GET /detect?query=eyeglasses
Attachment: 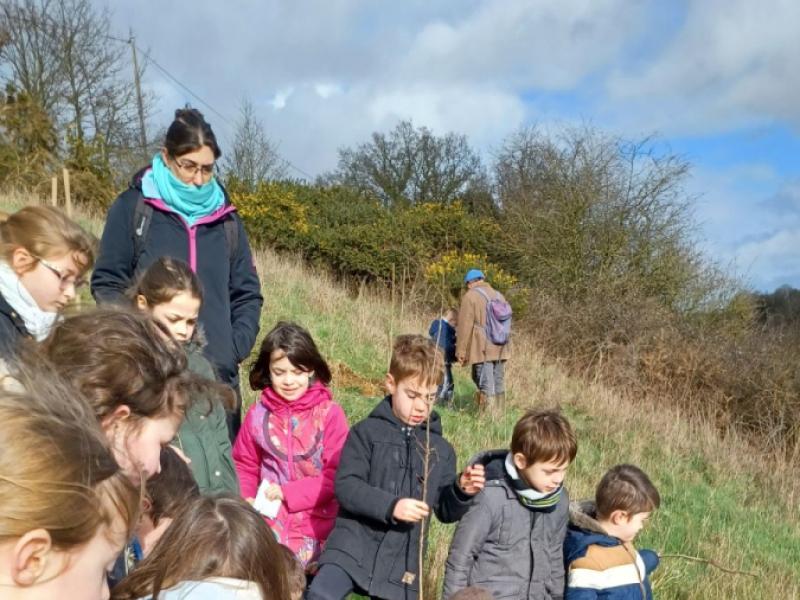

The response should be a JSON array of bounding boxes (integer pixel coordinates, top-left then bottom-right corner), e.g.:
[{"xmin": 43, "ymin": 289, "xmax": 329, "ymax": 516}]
[
  {"xmin": 172, "ymin": 157, "xmax": 216, "ymax": 179},
  {"xmin": 34, "ymin": 256, "xmax": 86, "ymax": 290}
]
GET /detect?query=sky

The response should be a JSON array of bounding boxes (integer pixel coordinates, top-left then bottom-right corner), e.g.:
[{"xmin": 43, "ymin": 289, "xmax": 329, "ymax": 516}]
[{"xmin": 102, "ymin": 0, "xmax": 800, "ymax": 291}]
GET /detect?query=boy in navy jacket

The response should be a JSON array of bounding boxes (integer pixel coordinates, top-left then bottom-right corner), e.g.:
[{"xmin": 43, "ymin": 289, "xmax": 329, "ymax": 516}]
[
  {"xmin": 308, "ymin": 334, "xmax": 485, "ymax": 600},
  {"xmin": 564, "ymin": 465, "xmax": 661, "ymax": 600},
  {"xmin": 429, "ymin": 308, "xmax": 457, "ymax": 405}
]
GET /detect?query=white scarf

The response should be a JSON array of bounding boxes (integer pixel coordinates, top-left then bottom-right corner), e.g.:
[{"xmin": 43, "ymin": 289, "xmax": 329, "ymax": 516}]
[{"xmin": 0, "ymin": 262, "xmax": 58, "ymax": 341}]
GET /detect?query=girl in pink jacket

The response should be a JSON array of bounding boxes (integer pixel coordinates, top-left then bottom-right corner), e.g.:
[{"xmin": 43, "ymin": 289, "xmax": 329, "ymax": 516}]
[{"xmin": 232, "ymin": 321, "xmax": 349, "ymax": 570}]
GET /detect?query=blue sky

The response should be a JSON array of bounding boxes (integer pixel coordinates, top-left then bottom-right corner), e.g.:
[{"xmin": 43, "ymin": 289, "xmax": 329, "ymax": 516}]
[{"xmin": 102, "ymin": 0, "xmax": 800, "ymax": 291}]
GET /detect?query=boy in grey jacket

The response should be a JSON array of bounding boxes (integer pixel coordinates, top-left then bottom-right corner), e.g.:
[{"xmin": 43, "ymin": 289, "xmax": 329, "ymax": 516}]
[{"xmin": 443, "ymin": 410, "xmax": 578, "ymax": 600}]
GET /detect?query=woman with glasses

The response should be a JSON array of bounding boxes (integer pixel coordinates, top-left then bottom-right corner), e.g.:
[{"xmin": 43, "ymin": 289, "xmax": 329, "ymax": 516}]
[
  {"xmin": 91, "ymin": 108, "xmax": 263, "ymax": 441},
  {"xmin": 0, "ymin": 205, "xmax": 95, "ymax": 357}
]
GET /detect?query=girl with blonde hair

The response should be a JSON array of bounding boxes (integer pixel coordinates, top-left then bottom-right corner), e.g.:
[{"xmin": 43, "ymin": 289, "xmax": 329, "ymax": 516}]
[{"xmin": 0, "ymin": 205, "xmax": 95, "ymax": 356}]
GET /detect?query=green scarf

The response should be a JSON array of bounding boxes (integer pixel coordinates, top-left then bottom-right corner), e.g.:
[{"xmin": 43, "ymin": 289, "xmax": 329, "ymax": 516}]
[{"xmin": 504, "ymin": 452, "xmax": 563, "ymax": 511}]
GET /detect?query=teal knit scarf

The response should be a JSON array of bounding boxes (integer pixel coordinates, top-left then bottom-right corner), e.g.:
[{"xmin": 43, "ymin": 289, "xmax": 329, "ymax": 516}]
[
  {"xmin": 504, "ymin": 452, "xmax": 563, "ymax": 511},
  {"xmin": 145, "ymin": 153, "xmax": 224, "ymax": 226}
]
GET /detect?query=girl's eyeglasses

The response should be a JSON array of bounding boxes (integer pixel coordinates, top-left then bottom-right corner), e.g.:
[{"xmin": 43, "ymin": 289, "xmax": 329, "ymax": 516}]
[{"xmin": 34, "ymin": 255, "xmax": 86, "ymax": 290}]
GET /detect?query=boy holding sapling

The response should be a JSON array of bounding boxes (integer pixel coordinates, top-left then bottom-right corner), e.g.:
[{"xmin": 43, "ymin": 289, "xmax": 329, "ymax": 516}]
[
  {"xmin": 307, "ymin": 334, "xmax": 486, "ymax": 600},
  {"xmin": 443, "ymin": 409, "xmax": 578, "ymax": 599},
  {"xmin": 563, "ymin": 465, "xmax": 660, "ymax": 600}
]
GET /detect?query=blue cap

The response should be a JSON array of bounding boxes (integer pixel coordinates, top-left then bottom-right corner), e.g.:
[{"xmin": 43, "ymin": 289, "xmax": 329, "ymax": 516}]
[{"xmin": 464, "ymin": 269, "xmax": 485, "ymax": 284}]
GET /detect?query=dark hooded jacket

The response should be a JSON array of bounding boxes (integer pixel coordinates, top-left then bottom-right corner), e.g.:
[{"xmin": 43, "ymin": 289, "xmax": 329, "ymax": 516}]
[
  {"xmin": 0, "ymin": 292, "xmax": 31, "ymax": 359},
  {"xmin": 443, "ymin": 449, "xmax": 569, "ymax": 600},
  {"xmin": 563, "ymin": 501, "xmax": 659, "ymax": 600},
  {"xmin": 319, "ymin": 396, "xmax": 473, "ymax": 600},
  {"xmin": 90, "ymin": 169, "xmax": 262, "ymax": 387}
]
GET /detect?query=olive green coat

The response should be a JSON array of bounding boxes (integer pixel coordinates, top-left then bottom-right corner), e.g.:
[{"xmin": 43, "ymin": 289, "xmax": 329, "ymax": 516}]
[{"xmin": 174, "ymin": 341, "xmax": 239, "ymax": 495}]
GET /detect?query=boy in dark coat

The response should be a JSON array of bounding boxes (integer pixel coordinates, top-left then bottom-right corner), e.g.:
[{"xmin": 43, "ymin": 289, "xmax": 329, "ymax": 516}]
[
  {"xmin": 429, "ymin": 308, "xmax": 457, "ymax": 406},
  {"xmin": 564, "ymin": 465, "xmax": 660, "ymax": 600},
  {"xmin": 443, "ymin": 410, "xmax": 578, "ymax": 600},
  {"xmin": 308, "ymin": 334, "xmax": 486, "ymax": 600}
]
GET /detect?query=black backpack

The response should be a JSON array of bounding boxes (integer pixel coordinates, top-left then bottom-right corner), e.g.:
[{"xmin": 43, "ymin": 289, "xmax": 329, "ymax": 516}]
[{"xmin": 131, "ymin": 196, "xmax": 239, "ymax": 267}]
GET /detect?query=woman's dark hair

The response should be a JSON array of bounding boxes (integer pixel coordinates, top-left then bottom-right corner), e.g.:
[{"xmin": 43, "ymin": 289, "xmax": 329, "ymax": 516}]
[
  {"xmin": 249, "ymin": 321, "xmax": 331, "ymax": 391},
  {"xmin": 164, "ymin": 108, "xmax": 221, "ymax": 159},
  {"xmin": 145, "ymin": 446, "xmax": 200, "ymax": 526},
  {"xmin": 128, "ymin": 256, "xmax": 204, "ymax": 307},
  {"xmin": 111, "ymin": 495, "xmax": 289, "ymax": 600}
]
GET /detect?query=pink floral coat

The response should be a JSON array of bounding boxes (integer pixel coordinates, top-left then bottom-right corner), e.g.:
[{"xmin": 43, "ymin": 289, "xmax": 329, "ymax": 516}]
[{"xmin": 232, "ymin": 381, "xmax": 349, "ymax": 567}]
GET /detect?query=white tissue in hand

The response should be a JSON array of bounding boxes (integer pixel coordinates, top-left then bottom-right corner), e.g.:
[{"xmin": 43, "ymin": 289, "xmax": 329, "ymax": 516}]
[{"xmin": 253, "ymin": 479, "xmax": 281, "ymax": 519}]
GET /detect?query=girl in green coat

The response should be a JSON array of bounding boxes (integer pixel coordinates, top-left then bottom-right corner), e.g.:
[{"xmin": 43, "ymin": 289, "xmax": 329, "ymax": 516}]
[{"xmin": 130, "ymin": 256, "xmax": 239, "ymax": 494}]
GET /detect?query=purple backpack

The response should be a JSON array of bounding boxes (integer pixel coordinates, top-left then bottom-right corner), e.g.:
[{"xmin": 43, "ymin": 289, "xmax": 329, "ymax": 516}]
[{"xmin": 474, "ymin": 287, "xmax": 513, "ymax": 345}]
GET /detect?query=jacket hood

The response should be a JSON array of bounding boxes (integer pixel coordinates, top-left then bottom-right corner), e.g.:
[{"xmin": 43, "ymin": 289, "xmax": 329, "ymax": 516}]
[
  {"xmin": 564, "ymin": 499, "xmax": 622, "ymax": 564},
  {"xmin": 368, "ymin": 395, "xmax": 443, "ymax": 435},
  {"xmin": 140, "ymin": 577, "xmax": 262, "ymax": 600},
  {"xmin": 260, "ymin": 379, "xmax": 332, "ymax": 416},
  {"xmin": 468, "ymin": 448, "xmax": 508, "ymax": 480}
]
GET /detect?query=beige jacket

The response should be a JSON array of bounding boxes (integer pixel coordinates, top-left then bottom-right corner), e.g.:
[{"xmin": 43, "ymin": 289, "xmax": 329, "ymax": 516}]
[{"xmin": 455, "ymin": 282, "xmax": 510, "ymax": 366}]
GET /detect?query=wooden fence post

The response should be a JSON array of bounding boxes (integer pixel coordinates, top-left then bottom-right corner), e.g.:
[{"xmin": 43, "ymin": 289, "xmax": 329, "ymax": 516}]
[
  {"xmin": 62, "ymin": 168, "xmax": 72, "ymax": 217},
  {"xmin": 51, "ymin": 176, "xmax": 58, "ymax": 206}
]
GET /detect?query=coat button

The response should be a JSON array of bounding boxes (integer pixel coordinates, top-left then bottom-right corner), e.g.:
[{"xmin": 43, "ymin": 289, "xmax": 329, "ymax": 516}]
[{"xmin": 214, "ymin": 471, "xmax": 221, "ymax": 477}]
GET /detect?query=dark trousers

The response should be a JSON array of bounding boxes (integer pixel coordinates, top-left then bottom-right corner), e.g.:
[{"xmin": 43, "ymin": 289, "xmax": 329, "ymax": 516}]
[
  {"xmin": 306, "ymin": 564, "xmax": 365, "ymax": 600},
  {"xmin": 436, "ymin": 362, "xmax": 454, "ymax": 405},
  {"xmin": 225, "ymin": 383, "xmax": 242, "ymax": 443}
]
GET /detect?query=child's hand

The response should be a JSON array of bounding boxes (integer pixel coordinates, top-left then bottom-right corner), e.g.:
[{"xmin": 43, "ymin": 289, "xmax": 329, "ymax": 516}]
[
  {"xmin": 264, "ymin": 483, "xmax": 283, "ymax": 501},
  {"xmin": 459, "ymin": 464, "xmax": 486, "ymax": 495},
  {"xmin": 393, "ymin": 498, "xmax": 430, "ymax": 522}
]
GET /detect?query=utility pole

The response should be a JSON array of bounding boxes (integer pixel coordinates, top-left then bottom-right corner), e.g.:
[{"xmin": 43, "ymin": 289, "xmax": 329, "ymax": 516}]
[{"xmin": 129, "ymin": 29, "xmax": 148, "ymax": 162}]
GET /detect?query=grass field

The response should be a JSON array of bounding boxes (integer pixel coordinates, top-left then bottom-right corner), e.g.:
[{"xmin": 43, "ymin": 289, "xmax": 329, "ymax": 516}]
[{"xmin": 4, "ymin": 192, "xmax": 799, "ymax": 598}]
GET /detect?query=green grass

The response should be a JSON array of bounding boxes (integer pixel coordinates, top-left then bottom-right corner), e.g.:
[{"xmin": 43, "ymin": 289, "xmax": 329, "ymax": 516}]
[{"xmin": 5, "ymin": 194, "xmax": 800, "ymax": 598}]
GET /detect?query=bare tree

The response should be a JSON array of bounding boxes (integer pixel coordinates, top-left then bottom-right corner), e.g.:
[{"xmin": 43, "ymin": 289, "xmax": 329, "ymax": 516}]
[
  {"xmin": 333, "ymin": 120, "xmax": 487, "ymax": 208},
  {"xmin": 0, "ymin": 0, "xmax": 153, "ymax": 180},
  {"xmin": 223, "ymin": 97, "xmax": 287, "ymax": 191}
]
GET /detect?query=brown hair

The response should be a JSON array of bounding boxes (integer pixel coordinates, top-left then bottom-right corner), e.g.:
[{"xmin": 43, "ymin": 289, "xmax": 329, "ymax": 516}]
[
  {"xmin": 250, "ymin": 321, "xmax": 332, "ymax": 391},
  {"xmin": 278, "ymin": 544, "xmax": 306, "ymax": 598},
  {"xmin": 389, "ymin": 334, "xmax": 444, "ymax": 387},
  {"xmin": 595, "ymin": 464, "xmax": 660, "ymax": 520},
  {"xmin": 128, "ymin": 256, "xmax": 204, "ymax": 307},
  {"xmin": 145, "ymin": 446, "xmax": 200, "ymax": 526},
  {"xmin": 112, "ymin": 495, "xmax": 289, "ymax": 600},
  {"xmin": 164, "ymin": 108, "xmax": 221, "ymax": 159},
  {"xmin": 0, "ymin": 205, "xmax": 96, "ymax": 274},
  {"xmin": 449, "ymin": 587, "xmax": 494, "ymax": 600},
  {"xmin": 39, "ymin": 307, "xmax": 192, "ymax": 422},
  {"xmin": 511, "ymin": 409, "xmax": 578, "ymax": 466},
  {"xmin": 0, "ymin": 357, "xmax": 140, "ymax": 551}
]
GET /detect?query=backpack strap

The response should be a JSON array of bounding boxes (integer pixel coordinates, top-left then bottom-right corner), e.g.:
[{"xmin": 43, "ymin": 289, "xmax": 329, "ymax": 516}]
[
  {"xmin": 223, "ymin": 216, "xmax": 240, "ymax": 264},
  {"xmin": 132, "ymin": 196, "xmax": 153, "ymax": 268}
]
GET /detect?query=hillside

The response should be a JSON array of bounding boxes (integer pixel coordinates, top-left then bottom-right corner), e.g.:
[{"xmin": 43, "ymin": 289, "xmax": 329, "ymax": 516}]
[{"xmin": 4, "ymin": 193, "xmax": 800, "ymax": 598}]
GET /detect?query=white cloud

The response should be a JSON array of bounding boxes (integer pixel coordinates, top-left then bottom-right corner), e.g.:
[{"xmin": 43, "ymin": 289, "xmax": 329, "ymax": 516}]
[
  {"xmin": 606, "ymin": 0, "xmax": 800, "ymax": 134},
  {"xmin": 269, "ymin": 87, "xmax": 294, "ymax": 110}
]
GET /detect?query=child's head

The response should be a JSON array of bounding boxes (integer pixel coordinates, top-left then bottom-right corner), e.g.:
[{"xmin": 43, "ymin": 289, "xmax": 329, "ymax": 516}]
[
  {"xmin": 511, "ymin": 409, "xmax": 578, "ymax": 494},
  {"xmin": 444, "ymin": 307, "xmax": 458, "ymax": 326},
  {"xmin": 111, "ymin": 495, "xmax": 288, "ymax": 600},
  {"xmin": 278, "ymin": 544, "xmax": 306, "ymax": 600},
  {"xmin": 386, "ymin": 334, "xmax": 444, "ymax": 426},
  {"xmin": 249, "ymin": 321, "xmax": 331, "ymax": 401},
  {"xmin": 595, "ymin": 464, "xmax": 660, "ymax": 543},
  {"xmin": 40, "ymin": 308, "xmax": 192, "ymax": 484},
  {"xmin": 139, "ymin": 446, "xmax": 200, "ymax": 557},
  {"xmin": 0, "ymin": 206, "xmax": 95, "ymax": 312},
  {"xmin": 0, "ymin": 367, "xmax": 139, "ymax": 600},
  {"xmin": 130, "ymin": 257, "xmax": 203, "ymax": 343}
]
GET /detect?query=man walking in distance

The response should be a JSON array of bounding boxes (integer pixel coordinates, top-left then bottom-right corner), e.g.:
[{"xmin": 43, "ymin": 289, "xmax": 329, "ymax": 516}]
[{"xmin": 456, "ymin": 269, "xmax": 510, "ymax": 414}]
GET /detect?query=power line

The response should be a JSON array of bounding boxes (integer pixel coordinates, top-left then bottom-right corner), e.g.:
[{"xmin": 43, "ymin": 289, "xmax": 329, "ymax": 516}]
[{"xmin": 105, "ymin": 34, "xmax": 314, "ymax": 180}]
